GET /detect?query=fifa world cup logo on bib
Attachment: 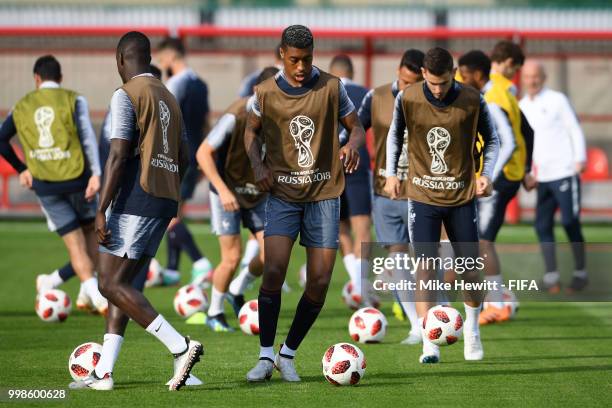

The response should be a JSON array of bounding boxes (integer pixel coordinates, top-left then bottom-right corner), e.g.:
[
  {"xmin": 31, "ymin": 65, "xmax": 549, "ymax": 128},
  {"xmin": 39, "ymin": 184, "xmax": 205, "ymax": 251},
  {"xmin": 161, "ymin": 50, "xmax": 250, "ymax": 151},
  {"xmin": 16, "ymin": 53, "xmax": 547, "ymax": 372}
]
[
  {"xmin": 159, "ymin": 100, "xmax": 170, "ymax": 154},
  {"xmin": 34, "ymin": 106, "xmax": 55, "ymax": 148},
  {"xmin": 426, "ymin": 127, "xmax": 451, "ymax": 174},
  {"xmin": 289, "ymin": 115, "xmax": 315, "ymax": 169}
]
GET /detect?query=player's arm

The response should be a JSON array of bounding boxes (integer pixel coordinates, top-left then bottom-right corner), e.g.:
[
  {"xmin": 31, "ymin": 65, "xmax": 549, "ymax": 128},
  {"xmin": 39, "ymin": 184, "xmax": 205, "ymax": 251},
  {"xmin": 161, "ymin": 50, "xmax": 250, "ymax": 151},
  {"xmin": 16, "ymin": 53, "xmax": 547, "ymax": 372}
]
[
  {"xmin": 0, "ymin": 113, "xmax": 31, "ymax": 188},
  {"xmin": 337, "ymin": 81, "xmax": 363, "ymax": 173},
  {"xmin": 383, "ymin": 91, "xmax": 406, "ymax": 199},
  {"xmin": 244, "ymin": 94, "xmax": 272, "ymax": 191},
  {"xmin": 196, "ymin": 113, "xmax": 239, "ymax": 212},
  {"xmin": 75, "ymin": 96, "xmax": 102, "ymax": 201},
  {"xmin": 339, "ymin": 89, "xmax": 373, "ymax": 145},
  {"xmin": 560, "ymin": 94, "xmax": 587, "ymax": 173},
  {"xmin": 487, "ymin": 103, "xmax": 515, "ymax": 181},
  {"xmin": 178, "ymin": 124, "xmax": 190, "ymax": 181},
  {"xmin": 476, "ymin": 96, "xmax": 500, "ymax": 197}
]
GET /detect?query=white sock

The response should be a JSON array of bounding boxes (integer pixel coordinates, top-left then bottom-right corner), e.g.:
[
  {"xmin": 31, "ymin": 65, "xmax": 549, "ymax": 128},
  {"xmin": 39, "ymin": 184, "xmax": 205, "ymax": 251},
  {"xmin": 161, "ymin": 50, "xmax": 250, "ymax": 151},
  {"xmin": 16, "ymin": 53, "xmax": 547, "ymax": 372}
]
[
  {"xmin": 146, "ymin": 314, "xmax": 187, "ymax": 354},
  {"xmin": 463, "ymin": 303, "xmax": 481, "ymax": 336},
  {"xmin": 401, "ymin": 302, "xmax": 420, "ymax": 334},
  {"xmin": 259, "ymin": 346, "xmax": 274, "ymax": 361},
  {"xmin": 419, "ymin": 317, "xmax": 440, "ymax": 356},
  {"xmin": 543, "ymin": 271, "xmax": 560, "ymax": 286},
  {"xmin": 208, "ymin": 287, "xmax": 226, "ymax": 317},
  {"xmin": 485, "ymin": 274, "xmax": 504, "ymax": 308},
  {"xmin": 351, "ymin": 257, "xmax": 364, "ymax": 295},
  {"xmin": 49, "ymin": 270, "xmax": 64, "ymax": 287},
  {"xmin": 279, "ymin": 343, "xmax": 296, "ymax": 358},
  {"xmin": 343, "ymin": 254, "xmax": 356, "ymax": 282},
  {"xmin": 241, "ymin": 239, "xmax": 260, "ymax": 267},
  {"xmin": 229, "ymin": 266, "xmax": 257, "ymax": 296},
  {"xmin": 82, "ymin": 277, "xmax": 105, "ymax": 306},
  {"xmin": 573, "ymin": 270, "xmax": 587, "ymax": 279},
  {"xmin": 94, "ymin": 333, "xmax": 124, "ymax": 377},
  {"xmin": 193, "ymin": 257, "xmax": 211, "ymax": 270}
]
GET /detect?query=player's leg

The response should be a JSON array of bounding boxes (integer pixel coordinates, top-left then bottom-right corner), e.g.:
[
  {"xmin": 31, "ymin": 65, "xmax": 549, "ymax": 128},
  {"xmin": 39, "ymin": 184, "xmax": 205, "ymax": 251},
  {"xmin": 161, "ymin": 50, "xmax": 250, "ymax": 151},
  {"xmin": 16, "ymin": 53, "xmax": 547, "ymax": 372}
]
[
  {"xmin": 552, "ymin": 175, "xmax": 587, "ymax": 292},
  {"xmin": 207, "ymin": 234, "xmax": 241, "ymax": 331},
  {"xmin": 408, "ymin": 200, "xmax": 443, "ymax": 363},
  {"xmin": 247, "ymin": 196, "xmax": 300, "ymax": 382},
  {"xmin": 275, "ymin": 197, "xmax": 340, "ymax": 382},
  {"xmin": 239, "ymin": 232, "xmax": 260, "ymax": 269},
  {"xmin": 36, "ymin": 262, "xmax": 75, "ymax": 292},
  {"xmin": 338, "ymin": 191, "xmax": 357, "ymax": 285},
  {"xmin": 443, "ymin": 200, "xmax": 484, "ymax": 361},
  {"xmin": 534, "ymin": 181, "xmax": 561, "ymax": 292},
  {"xmin": 165, "ymin": 219, "xmax": 182, "ymax": 285}
]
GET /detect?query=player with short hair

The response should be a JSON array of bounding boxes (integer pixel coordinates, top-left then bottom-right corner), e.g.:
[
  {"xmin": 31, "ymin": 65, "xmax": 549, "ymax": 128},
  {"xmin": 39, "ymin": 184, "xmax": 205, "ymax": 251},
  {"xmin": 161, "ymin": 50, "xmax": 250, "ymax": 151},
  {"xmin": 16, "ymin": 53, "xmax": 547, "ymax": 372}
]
[
  {"xmin": 351, "ymin": 49, "xmax": 425, "ymax": 343},
  {"xmin": 458, "ymin": 49, "xmax": 533, "ymax": 324},
  {"xmin": 520, "ymin": 60, "xmax": 587, "ymax": 294},
  {"xmin": 239, "ymin": 43, "xmax": 283, "ymax": 98},
  {"xmin": 70, "ymin": 32, "xmax": 203, "ymax": 391},
  {"xmin": 0, "ymin": 55, "xmax": 107, "ymax": 314},
  {"xmin": 195, "ymin": 66, "xmax": 279, "ymax": 332},
  {"xmin": 156, "ymin": 37, "xmax": 213, "ymax": 285},
  {"xmin": 385, "ymin": 47, "xmax": 500, "ymax": 363},
  {"xmin": 244, "ymin": 25, "xmax": 364, "ymax": 382},
  {"xmin": 329, "ymin": 54, "xmax": 373, "ymax": 304}
]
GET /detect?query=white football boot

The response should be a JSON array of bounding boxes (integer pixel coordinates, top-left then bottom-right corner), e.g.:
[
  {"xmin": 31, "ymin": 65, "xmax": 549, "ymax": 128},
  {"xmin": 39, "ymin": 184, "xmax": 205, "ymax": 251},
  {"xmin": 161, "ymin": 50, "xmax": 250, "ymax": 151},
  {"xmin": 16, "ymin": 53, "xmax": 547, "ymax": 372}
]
[
  {"xmin": 36, "ymin": 274, "xmax": 58, "ymax": 293},
  {"xmin": 168, "ymin": 338, "xmax": 204, "ymax": 391},
  {"xmin": 464, "ymin": 333, "xmax": 484, "ymax": 361},
  {"xmin": 274, "ymin": 354, "xmax": 301, "ymax": 382},
  {"xmin": 69, "ymin": 372, "xmax": 113, "ymax": 391},
  {"xmin": 246, "ymin": 359, "xmax": 274, "ymax": 382},
  {"xmin": 400, "ymin": 329, "xmax": 423, "ymax": 345}
]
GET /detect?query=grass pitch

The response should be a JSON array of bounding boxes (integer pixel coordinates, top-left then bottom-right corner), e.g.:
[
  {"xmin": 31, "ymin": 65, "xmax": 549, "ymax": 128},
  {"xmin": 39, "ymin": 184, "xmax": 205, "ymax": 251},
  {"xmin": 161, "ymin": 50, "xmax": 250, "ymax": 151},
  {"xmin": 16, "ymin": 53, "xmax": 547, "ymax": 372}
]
[{"xmin": 1, "ymin": 221, "xmax": 611, "ymax": 407}]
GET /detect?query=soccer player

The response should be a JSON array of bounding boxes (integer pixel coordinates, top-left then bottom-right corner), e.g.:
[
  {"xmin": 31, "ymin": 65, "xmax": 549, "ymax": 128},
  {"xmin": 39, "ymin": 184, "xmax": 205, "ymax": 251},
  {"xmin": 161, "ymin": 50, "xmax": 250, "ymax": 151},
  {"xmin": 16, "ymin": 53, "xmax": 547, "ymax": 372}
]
[
  {"xmin": 353, "ymin": 49, "xmax": 425, "ymax": 343},
  {"xmin": 385, "ymin": 47, "xmax": 500, "ymax": 363},
  {"xmin": 458, "ymin": 50, "xmax": 532, "ymax": 324},
  {"xmin": 238, "ymin": 43, "xmax": 283, "ymax": 98},
  {"xmin": 195, "ymin": 66, "xmax": 279, "ymax": 331},
  {"xmin": 329, "ymin": 54, "xmax": 372, "ymax": 303},
  {"xmin": 70, "ymin": 32, "xmax": 203, "ymax": 391},
  {"xmin": 520, "ymin": 60, "xmax": 587, "ymax": 294},
  {"xmin": 156, "ymin": 37, "xmax": 213, "ymax": 285},
  {"xmin": 0, "ymin": 55, "xmax": 107, "ymax": 314},
  {"xmin": 244, "ymin": 25, "xmax": 364, "ymax": 382}
]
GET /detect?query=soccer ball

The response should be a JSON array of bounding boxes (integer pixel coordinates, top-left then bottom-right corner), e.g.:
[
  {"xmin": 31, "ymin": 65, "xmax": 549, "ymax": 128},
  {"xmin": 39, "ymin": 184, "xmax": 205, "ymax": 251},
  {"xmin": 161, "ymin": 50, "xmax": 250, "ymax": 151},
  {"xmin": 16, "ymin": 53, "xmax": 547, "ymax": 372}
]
[
  {"xmin": 423, "ymin": 305, "xmax": 463, "ymax": 346},
  {"xmin": 483, "ymin": 287, "xmax": 520, "ymax": 317},
  {"xmin": 322, "ymin": 343, "xmax": 366, "ymax": 386},
  {"xmin": 35, "ymin": 289, "xmax": 71, "ymax": 322},
  {"xmin": 348, "ymin": 307, "xmax": 387, "ymax": 343},
  {"xmin": 238, "ymin": 299, "xmax": 259, "ymax": 335},
  {"xmin": 173, "ymin": 284, "xmax": 208, "ymax": 318},
  {"xmin": 145, "ymin": 258, "xmax": 163, "ymax": 288},
  {"xmin": 341, "ymin": 281, "xmax": 362, "ymax": 310},
  {"xmin": 68, "ymin": 342, "xmax": 102, "ymax": 381}
]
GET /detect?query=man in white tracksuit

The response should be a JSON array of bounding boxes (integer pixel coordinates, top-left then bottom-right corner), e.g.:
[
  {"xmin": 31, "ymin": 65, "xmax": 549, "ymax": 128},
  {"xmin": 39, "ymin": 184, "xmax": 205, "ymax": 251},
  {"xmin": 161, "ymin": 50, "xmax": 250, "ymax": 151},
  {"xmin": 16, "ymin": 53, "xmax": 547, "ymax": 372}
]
[{"xmin": 520, "ymin": 60, "xmax": 587, "ymax": 294}]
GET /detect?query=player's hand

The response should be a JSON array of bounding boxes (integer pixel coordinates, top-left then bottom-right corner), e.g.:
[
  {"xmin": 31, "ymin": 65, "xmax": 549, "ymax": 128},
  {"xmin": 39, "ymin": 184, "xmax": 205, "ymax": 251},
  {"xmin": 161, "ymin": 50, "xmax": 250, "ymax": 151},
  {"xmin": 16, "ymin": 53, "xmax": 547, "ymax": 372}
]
[
  {"xmin": 220, "ymin": 188, "xmax": 240, "ymax": 212},
  {"xmin": 384, "ymin": 176, "xmax": 400, "ymax": 200},
  {"xmin": 339, "ymin": 145, "xmax": 360, "ymax": 174},
  {"xmin": 476, "ymin": 175, "xmax": 492, "ymax": 197},
  {"xmin": 254, "ymin": 165, "xmax": 273, "ymax": 192},
  {"xmin": 167, "ymin": 217, "xmax": 180, "ymax": 231},
  {"xmin": 522, "ymin": 173, "xmax": 537, "ymax": 191},
  {"xmin": 18, "ymin": 169, "xmax": 33, "ymax": 189},
  {"xmin": 575, "ymin": 161, "xmax": 586, "ymax": 174},
  {"xmin": 85, "ymin": 175, "xmax": 101, "ymax": 202},
  {"xmin": 95, "ymin": 211, "xmax": 110, "ymax": 246}
]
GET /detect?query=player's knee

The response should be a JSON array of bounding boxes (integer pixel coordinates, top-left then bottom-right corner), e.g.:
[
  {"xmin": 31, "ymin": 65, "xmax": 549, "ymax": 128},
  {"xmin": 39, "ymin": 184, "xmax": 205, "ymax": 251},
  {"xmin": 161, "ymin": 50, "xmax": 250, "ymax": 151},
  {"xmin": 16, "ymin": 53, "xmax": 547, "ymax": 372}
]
[
  {"xmin": 305, "ymin": 273, "xmax": 331, "ymax": 296},
  {"xmin": 221, "ymin": 252, "xmax": 241, "ymax": 272}
]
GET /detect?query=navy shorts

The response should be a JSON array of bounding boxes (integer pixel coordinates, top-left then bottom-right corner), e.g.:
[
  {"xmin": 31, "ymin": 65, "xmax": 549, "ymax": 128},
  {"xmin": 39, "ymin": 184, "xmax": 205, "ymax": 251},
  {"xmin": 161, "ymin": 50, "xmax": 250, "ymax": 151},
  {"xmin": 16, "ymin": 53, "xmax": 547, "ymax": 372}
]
[
  {"xmin": 180, "ymin": 164, "xmax": 201, "ymax": 201},
  {"xmin": 99, "ymin": 213, "xmax": 171, "ymax": 260},
  {"xmin": 340, "ymin": 175, "xmax": 372, "ymax": 220},
  {"xmin": 264, "ymin": 195, "xmax": 340, "ymax": 249},
  {"xmin": 38, "ymin": 191, "xmax": 97, "ymax": 236},
  {"xmin": 210, "ymin": 191, "xmax": 266, "ymax": 236},
  {"xmin": 408, "ymin": 199, "xmax": 479, "ymax": 258},
  {"xmin": 372, "ymin": 194, "xmax": 410, "ymax": 245},
  {"xmin": 478, "ymin": 175, "xmax": 521, "ymax": 241}
]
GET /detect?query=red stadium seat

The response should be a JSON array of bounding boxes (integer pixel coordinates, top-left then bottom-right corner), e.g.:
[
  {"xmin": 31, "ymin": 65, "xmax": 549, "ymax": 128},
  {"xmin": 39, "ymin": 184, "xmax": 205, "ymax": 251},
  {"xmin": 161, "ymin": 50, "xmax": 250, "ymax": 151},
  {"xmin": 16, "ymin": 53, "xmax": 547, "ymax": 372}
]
[{"xmin": 582, "ymin": 147, "xmax": 609, "ymax": 181}]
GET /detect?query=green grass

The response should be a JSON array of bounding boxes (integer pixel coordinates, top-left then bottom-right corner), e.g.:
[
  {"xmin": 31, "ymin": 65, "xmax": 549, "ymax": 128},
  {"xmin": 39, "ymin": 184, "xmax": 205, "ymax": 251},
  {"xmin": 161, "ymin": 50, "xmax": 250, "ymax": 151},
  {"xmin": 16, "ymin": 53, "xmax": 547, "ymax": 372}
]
[{"xmin": 1, "ymin": 222, "xmax": 612, "ymax": 407}]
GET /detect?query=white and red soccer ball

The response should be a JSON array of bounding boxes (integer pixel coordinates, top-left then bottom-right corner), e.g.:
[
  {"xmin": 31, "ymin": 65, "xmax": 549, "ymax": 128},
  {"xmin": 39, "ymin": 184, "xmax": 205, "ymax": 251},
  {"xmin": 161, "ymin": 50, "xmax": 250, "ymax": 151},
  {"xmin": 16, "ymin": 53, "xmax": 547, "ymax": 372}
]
[
  {"xmin": 322, "ymin": 342, "xmax": 366, "ymax": 386},
  {"xmin": 35, "ymin": 289, "xmax": 71, "ymax": 322},
  {"xmin": 68, "ymin": 342, "xmax": 102, "ymax": 381},
  {"xmin": 348, "ymin": 307, "xmax": 387, "ymax": 343},
  {"xmin": 173, "ymin": 284, "xmax": 208, "ymax": 318},
  {"xmin": 341, "ymin": 281, "xmax": 362, "ymax": 310},
  {"xmin": 423, "ymin": 305, "xmax": 463, "ymax": 346},
  {"xmin": 145, "ymin": 258, "xmax": 163, "ymax": 288},
  {"xmin": 483, "ymin": 287, "xmax": 520, "ymax": 317},
  {"xmin": 238, "ymin": 299, "xmax": 259, "ymax": 335}
]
